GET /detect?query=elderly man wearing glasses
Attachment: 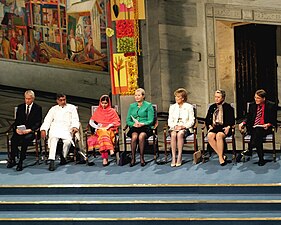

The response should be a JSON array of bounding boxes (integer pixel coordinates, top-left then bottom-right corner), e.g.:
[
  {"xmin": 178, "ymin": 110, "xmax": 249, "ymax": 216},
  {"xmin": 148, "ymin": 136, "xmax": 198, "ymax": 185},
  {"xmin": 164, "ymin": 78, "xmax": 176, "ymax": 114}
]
[{"xmin": 40, "ymin": 93, "xmax": 79, "ymax": 171}]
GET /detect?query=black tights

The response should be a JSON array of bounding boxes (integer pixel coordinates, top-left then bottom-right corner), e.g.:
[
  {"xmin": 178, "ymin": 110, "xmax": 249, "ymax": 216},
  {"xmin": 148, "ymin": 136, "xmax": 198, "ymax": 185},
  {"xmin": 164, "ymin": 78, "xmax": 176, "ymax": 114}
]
[{"xmin": 130, "ymin": 132, "xmax": 147, "ymax": 163}]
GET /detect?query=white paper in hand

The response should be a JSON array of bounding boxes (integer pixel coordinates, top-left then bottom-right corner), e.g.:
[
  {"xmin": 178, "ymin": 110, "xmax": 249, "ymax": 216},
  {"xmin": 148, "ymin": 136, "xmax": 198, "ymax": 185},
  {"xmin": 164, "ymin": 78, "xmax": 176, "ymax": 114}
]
[
  {"xmin": 131, "ymin": 115, "xmax": 139, "ymax": 123},
  {"xmin": 89, "ymin": 120, "xmax": 101, "ymax": 129},
  {"xmin": 17, "ymin": 125, "xmax": 26, "ymax": 130}
]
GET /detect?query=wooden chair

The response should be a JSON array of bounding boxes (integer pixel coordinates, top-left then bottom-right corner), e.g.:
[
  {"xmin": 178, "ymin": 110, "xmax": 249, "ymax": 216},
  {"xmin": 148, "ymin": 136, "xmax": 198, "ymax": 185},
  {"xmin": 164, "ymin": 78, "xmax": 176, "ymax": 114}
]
[
  {"xmin": 84, "ymin": 105, "xmax": 120, "ymax": 165},
  {"xmin": 123, "ymin": 104, "xmax": 159, "ymax": 162},
  {"xmin": 201, "ymin": 103, "xmax": 236, "ymax": 163},
  {"xmin": 241, "ymin": 103, "xmax": 276, "ymax": 162},
  {"xmin": 163, "ymin": 104, "xmax": 198, "ymax": 163},
  {"xmin": 6, "ymin": 107, "xmax": 42, "ymax": 165}
]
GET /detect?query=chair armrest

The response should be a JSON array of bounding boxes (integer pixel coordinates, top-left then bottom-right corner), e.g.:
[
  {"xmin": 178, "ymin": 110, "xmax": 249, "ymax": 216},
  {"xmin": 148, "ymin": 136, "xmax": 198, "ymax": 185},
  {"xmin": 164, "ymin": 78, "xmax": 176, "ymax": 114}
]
[
  {"xmin": 201, "ymin": 123, "xmax": 206, "ymax": 132},
  {"xmin": 152, "ymin": 120, "xmax": 159, "ymax": 134},
  {"xmin": 192, "ymin": 120, "xmax": 198, "ymax": 134},
  {"xmin": 83, "ymin": 124, "xmax": 90, "ymax": 133},
  {"xmin": 123, "ymin": 124, "xmax": 129, "ymax": 132},
  {"xmin": 3, "ymin": 122, "xmax": 15, "ymax": 135},
  {"xmin": 231, "ymin": 125, "xmax": 235, "ymax": 135}
]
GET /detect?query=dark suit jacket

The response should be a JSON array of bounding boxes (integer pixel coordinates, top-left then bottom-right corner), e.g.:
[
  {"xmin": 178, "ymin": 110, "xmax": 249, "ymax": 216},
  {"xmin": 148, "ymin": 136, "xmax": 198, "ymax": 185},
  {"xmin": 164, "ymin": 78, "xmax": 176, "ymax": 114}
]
[
  {"xmin": 13, "ymin": 103, "xmax": 42, "ymax": 133},
  {"xmin": 205, "ymin": 102, "xmax": 235, "ymax": 129},
  {"xmin": 245, "ymin": 100, "xmax": 276, "ymax": 133}
]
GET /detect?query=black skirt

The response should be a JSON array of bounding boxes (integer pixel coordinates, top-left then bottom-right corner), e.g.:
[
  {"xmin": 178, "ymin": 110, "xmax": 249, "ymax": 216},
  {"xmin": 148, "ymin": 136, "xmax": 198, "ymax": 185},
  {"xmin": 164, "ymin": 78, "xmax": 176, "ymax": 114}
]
[
  {"xmin": 127, "ymin": 126, "xmax": 153, "ymax": 138},
  {"xmin": 208, "ymin": 124, "xmax": 232, "ymax": 137}
]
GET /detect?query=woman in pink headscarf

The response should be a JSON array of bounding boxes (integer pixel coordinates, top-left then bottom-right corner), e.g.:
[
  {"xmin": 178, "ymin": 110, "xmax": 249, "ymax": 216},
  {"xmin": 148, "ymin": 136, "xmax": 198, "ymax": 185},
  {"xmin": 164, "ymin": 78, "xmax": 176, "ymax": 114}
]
[{"xmin": 87, "ymin": 95, "xmax": 120, "ymax": 166}]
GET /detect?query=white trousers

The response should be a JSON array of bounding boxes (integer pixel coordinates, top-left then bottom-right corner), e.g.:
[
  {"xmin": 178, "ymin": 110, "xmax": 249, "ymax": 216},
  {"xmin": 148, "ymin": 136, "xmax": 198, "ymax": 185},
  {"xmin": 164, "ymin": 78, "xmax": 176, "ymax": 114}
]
[{"xmin": 48, "ymin": 137, "xmax": 72, "ymax": 160}]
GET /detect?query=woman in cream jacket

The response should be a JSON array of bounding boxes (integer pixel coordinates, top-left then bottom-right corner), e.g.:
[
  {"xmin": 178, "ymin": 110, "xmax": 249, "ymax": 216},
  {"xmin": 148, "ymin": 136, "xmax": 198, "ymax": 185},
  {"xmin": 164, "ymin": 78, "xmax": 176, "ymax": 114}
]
[{"xmin": 168, "ymin": 88, "xmax": 195, "ymax": 167}]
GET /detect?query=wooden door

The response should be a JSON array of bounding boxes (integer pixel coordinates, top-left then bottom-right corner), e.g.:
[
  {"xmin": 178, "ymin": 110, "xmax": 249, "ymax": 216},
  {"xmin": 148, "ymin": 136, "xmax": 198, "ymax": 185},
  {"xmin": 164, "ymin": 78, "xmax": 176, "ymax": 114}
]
[{"xmin": 234, "ymin": 24, "xmax": 277, "ymax": 119}]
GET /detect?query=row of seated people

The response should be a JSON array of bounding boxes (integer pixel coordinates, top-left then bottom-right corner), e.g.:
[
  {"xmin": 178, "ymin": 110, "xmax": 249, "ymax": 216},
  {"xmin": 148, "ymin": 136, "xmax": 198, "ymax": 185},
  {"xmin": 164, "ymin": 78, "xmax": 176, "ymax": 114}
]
[
  {"xmin": 5, "ymin": 87, "xmax": 277, "ymax": 172},
  {"xmin": 165, "ymin": 88, "xmax": 277, "ymax": 167}
]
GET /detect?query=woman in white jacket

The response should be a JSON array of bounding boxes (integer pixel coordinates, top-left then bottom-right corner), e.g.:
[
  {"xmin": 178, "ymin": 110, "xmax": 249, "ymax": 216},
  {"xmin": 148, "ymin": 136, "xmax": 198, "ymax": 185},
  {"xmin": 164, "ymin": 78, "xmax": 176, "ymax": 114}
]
[{"xmin": 168, "ymin": 88, "xmax": 195, "ymax": 167}]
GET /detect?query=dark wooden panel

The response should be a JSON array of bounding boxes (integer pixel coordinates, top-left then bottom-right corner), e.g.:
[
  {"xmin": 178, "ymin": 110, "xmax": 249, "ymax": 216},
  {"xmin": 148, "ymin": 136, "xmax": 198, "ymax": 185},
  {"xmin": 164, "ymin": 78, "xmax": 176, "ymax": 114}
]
[{"xmin": 234, "ymin": 24, "xmax": 277, "ymax": 119}]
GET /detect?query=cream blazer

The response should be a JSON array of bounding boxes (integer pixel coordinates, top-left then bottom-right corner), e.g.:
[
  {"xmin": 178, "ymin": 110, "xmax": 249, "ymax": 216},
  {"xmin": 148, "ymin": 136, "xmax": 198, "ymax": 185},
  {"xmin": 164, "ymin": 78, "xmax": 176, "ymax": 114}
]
[{"xmin": 168, "ymin": 102, "xmax": 195, "ymax": 132}]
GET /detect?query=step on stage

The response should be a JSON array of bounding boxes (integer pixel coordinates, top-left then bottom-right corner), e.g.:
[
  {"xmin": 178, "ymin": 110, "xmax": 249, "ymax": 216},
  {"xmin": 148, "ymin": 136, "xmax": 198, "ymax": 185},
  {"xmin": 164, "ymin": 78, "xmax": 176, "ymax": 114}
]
[{"xmin": 0, "ymin": 153, "xmax": 281, "ymax": 225}]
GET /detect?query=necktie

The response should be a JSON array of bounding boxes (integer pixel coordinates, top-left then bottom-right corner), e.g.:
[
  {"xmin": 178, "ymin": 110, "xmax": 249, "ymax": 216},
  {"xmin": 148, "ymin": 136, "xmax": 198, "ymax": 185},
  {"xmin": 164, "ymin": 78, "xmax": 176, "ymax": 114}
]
[
  {"xmin": 254, "ymin": 105, "xmax": 262, "ymax": 126},
  {"xmin": 26, "ymin": 105, "xmax": 30, "ymax": 119}
]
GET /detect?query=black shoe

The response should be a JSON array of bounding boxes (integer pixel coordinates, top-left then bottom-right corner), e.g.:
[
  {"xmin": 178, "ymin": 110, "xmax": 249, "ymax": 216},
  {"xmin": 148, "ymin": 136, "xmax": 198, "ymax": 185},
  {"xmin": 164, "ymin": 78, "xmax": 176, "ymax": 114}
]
[
  {"xmin": 103, "ymin": 162, "xmax": 110, "ymax": 167},
  {"xmin": 16, "ymin": 162, "xmax": 23, "ymax": 171},
  {"xmin": 49, "ymin": 160, "xmax": 55, "ymax": 171},
  {"xmin": 241, "ymin": 149, "xmax": 252, "ymax": 157},
  {"xmin": 59, "ymin": 156, "xmax": 67, "ymax": 165},
  {"xmin": 220, "ymin": 157, "xmax": 227, "ymax": 166},
  {"xmin": 258, "ymin": 160, "xmax": 266, "ymax": 166},
  {"xmin": 140, "ymin": 157, "xmax": 146, "ymax": 167},
  {"xmin": 88, "ymin": 161, "xmax": 95, "ymax": 166},
  {"xmin": 76, "ymin": 159, "xmax": 86, "ymax": 164},
  {"xmin": 7, "ymin": 160, "xmax": 16, "ymax": 168},
  {"xmin": 129, "ymin": 160, "xmax": 135, "ymax": 167},
  {"xmin": 236, "ymin": 153, "xmax": 242, "ymax": 163}
]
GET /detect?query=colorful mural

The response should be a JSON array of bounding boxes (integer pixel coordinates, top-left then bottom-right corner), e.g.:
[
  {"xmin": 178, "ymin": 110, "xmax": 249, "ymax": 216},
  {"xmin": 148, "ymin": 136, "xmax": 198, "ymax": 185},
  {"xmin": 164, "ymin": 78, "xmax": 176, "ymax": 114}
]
[{"xmin": 0, "ymin": 0, "xmax": 108, "ymax": 71}]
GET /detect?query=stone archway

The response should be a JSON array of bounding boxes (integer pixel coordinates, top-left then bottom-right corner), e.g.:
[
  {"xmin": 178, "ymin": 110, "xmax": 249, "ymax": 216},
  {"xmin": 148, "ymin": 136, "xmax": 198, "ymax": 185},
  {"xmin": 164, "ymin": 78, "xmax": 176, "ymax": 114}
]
[{"xmin": 205, "ymin": 4, "xmax": 281, "ymax": 111}]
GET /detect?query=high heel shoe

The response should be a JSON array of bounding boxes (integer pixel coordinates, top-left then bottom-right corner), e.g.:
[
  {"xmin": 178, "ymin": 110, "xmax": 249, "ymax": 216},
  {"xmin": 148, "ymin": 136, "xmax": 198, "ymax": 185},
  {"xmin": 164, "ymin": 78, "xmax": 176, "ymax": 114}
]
[
  {"xmin": 171, "ymin": 162, "xmax": 176, "ymax": 167},
  {"xmin": 140, "ymin": 158, "xmax": 146, "ymax": 167},
  {"xmin": 219, "ymin": 155, "xmax": 228, "ymax": 166},
  {"xmin": 176, "ymin": 162, "xmax": 182, "ymax": 167},
  {"xmin": 129, "ymin": 159, "xmax": 135, "ymax": 167}
]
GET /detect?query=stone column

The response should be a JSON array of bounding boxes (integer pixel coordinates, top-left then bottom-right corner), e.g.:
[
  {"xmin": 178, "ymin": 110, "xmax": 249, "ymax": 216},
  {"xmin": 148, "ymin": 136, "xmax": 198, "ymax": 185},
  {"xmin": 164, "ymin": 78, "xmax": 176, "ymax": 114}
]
[{"xmin": 139, "ymin": 0, "xmax": 163, "ymax": 112}]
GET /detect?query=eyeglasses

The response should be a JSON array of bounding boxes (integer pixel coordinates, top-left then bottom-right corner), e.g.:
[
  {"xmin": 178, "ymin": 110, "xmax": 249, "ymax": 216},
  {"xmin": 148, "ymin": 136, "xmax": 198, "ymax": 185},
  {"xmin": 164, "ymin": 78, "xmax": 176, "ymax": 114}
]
[{"xmin": 58, "ymin": 98, "xmax": 66, "ymax": 102}]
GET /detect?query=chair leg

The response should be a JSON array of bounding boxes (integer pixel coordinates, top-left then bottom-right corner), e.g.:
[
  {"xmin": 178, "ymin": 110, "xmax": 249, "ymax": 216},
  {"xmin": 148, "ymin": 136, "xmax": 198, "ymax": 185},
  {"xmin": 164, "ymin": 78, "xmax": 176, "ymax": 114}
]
[
  {"xmin": 85, "ymin": 148, "xmax": 89, "ymax": 165},
  {"xmin": 35, "ymin": 141, "xmax": 39, "ymax": 165},
  {"xmin": 201, "ymin": 141, "xmax": 206, "ymax": 163},
  {"xmin": 273, "ymin": 141, "xmax": 276, "ymax": 162},
  {"xmin": 164, "ymin": 142, "xmax": 167, "ymax": 163},
  {"xmin": 44, "ymin": 139, "xmax": 48, "ymax": 165},
  {"xmin": 232, "ymin": 139, "xmax": 236, "ymax": 164}
]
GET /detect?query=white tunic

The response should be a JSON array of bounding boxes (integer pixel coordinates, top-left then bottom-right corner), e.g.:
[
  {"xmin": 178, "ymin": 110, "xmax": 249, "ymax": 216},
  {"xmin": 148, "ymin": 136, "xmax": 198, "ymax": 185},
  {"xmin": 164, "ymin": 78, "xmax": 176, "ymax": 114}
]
[{"xmin": 40, "ymin": 104, "xmax": 79, "ymax": 145}]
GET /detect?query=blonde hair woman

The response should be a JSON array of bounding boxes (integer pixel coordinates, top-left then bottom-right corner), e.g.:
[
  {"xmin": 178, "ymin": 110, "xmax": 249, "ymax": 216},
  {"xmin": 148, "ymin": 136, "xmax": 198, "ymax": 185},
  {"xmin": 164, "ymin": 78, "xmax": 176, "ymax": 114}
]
[
  {"xmin": 168, "ymin": 88, "xmax": 195, "ymax": 167},
  {"xmin": 126, "ymin": 88, "xmax": 155, "ymax": 167}
]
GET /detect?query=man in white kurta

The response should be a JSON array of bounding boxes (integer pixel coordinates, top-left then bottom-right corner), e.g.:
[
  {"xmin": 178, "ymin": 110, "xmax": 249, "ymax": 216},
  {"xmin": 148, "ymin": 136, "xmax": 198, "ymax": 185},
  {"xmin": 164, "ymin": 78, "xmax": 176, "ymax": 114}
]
[{"xmin": 40, "ymin": 94, "xmax": 79, "ymax": 171}]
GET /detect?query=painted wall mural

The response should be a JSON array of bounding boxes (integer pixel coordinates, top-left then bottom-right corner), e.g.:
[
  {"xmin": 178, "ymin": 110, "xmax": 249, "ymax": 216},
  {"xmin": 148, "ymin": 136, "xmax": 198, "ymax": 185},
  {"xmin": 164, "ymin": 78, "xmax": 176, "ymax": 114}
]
[{"xmin": 0, "ymin": 0, "xmax": 108, "ymax": 71}]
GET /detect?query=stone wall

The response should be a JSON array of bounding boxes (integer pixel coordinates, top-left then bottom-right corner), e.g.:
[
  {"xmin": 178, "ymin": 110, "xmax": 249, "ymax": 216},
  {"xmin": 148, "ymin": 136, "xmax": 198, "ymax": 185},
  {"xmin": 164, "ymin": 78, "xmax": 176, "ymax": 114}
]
[
  {"xmin": 0, "ymin": 60, "xmax": 111, "ymax": 100},
  {"xmin": 156, "ymin": 0, "xmax": 208, "ymax": 117}
]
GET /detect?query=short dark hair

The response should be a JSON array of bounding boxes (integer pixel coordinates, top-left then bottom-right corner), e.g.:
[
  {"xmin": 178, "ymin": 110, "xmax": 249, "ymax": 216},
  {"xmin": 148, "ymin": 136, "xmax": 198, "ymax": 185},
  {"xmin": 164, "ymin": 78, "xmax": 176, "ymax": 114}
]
[
  {"xmin": 255, "ymin": 89, "xmax": 267, "ymax": 98},
  {"xmin": 56, "ymin": 93, "xmax": 66, "ymax": 99},
  {"xmin": 215, "ymin": 89, "xmax": 226, "ymax": 99}
]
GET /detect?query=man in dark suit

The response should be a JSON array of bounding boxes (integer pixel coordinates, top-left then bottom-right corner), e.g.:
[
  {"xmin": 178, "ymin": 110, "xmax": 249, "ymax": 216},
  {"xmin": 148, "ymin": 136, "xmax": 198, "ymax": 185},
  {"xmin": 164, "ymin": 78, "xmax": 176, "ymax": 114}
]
[
  {"xmin": 238, "ymin": 89, "xmax": 277, "ymax": 166},
  {"xmin": 7, "ymin": 90, "xmax": 42, "ymax": 171}
]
